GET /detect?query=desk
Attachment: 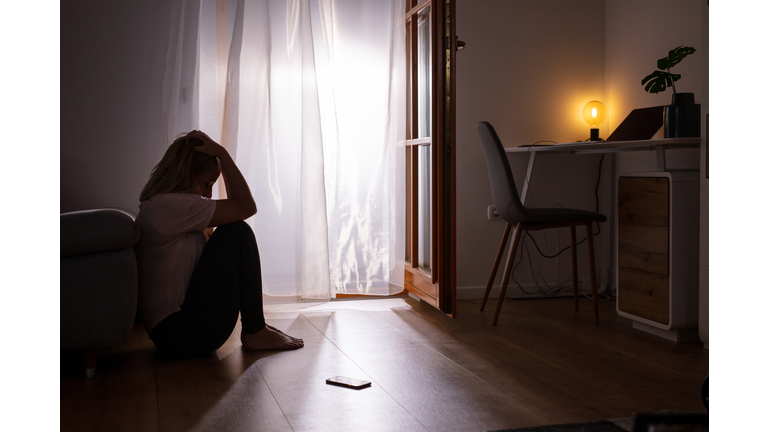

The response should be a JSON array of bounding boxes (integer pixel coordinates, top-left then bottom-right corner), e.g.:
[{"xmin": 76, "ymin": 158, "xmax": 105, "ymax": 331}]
[
  {"xmin": 505, "ymin": 137, "xmax": 700, "ymax": 204},
  {"xmin": 504, "ymin": 137, "xmax": 701, "ymax": 341}
]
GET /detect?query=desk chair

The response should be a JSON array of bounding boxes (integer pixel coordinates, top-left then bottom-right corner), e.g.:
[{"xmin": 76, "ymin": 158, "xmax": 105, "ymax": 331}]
[{"xmin": 476, "ymin": 121, "xmax": 606, "ymax": 325}]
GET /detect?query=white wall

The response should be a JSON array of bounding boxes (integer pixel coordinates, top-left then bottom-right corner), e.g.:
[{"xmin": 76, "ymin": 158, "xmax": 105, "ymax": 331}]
[
  {"xmin": 605, "ymin": 0, "xmax": 704, "ymax": 173},
  {"xmin": 455, "ymin": 0, "xmax": 612, "ymax": 298},
  {"xmin": 61, "ymin": 0, "xmax": 173, "ymax": 214}
]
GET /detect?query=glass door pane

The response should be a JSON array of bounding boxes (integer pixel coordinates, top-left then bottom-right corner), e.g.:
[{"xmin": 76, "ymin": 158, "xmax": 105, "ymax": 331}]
[
  {"xmin": 416, "ymin": 6, "xmax": 431, "ymax": 271},
  {"xmin": 418, "ymin": 145, "xmax": 431, "ymax": 270},
  {"xmin": 417, "ymin": 7, "xmax": 431, "ymax": 139},
  {"xmin": 405, "ymin": 146, "xmax": 412, "ymax": 263}
]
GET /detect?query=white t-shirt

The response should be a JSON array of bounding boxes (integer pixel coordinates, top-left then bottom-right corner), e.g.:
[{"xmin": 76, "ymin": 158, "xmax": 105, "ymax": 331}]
[{"xmin": 135, "ymin": 193, "xmax": 216, "ymax": 333}]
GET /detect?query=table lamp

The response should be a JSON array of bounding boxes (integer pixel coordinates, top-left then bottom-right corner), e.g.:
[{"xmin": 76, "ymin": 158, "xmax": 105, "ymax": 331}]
[{"xmin": 582, "ymin": 100, "xmax": 606, "ymax": 141}]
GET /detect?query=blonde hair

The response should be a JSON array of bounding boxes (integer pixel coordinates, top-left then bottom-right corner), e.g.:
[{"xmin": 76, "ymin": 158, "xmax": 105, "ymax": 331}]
[{"xmin": 139, "ymin": 133, "xmax": 220, "ymax": 202}]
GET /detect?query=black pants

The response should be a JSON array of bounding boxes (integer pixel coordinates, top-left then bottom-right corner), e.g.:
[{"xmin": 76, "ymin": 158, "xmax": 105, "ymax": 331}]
[{"xmin": 149, "ymin": 221, "xmax": 266, "ymax": 357}]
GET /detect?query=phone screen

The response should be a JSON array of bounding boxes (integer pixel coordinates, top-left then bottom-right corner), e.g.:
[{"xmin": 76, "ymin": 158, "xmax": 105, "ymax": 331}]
[{"xmin": 326, "ymin": 376, "xmax": 372, "ymax": 389}]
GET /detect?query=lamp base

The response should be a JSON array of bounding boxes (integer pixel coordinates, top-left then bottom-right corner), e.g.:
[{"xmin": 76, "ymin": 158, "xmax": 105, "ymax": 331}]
[{"xmin": 589, "ymin": 128, "xmax": 601, "ymax": 141}]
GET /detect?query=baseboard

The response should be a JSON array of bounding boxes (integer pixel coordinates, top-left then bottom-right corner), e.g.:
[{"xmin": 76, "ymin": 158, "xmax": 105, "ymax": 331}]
[
  {"xmin": 262, "ymin": 286, "xmax": 597, "ymax": 303},
  {"xmin": 457, "ymin": 284, "xmax": 576, "ymax": 300},
  {"xmin": 262, "ymin": 284, "xmax": 407, "ymax": 304}
]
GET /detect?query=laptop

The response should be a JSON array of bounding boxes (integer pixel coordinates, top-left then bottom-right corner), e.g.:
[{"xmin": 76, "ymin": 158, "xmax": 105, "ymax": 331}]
[{"xmin": 605, "ymin": 106, "xmax": 664, "ymax": 141}]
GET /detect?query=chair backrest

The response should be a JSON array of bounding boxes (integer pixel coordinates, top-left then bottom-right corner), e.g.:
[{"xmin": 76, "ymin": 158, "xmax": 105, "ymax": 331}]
[{"xmin": 475, "ymin": 121, "xmax": 530, "ymax": 224}]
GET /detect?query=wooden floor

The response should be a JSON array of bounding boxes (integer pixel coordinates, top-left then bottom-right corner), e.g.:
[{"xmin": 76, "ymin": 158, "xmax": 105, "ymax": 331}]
[{"xmin": 60, "ymin": 296, "xmax": 709, "ymax": 432}]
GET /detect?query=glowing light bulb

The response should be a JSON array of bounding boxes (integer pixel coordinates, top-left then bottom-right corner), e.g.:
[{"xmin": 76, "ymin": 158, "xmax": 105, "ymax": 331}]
[{"xmin": 582, "ymin": 100, "xmax": 606, "ymax": 141}]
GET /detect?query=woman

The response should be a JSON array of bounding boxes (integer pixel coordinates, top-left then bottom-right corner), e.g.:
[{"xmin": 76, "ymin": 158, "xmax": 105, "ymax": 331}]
[{"xmin": 135, "ymin": 130, "xmax": 303, "ymax": 357}]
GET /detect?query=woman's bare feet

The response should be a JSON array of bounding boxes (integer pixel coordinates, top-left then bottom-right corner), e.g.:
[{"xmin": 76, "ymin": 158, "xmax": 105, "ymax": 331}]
[
  {"xmin": 241, "ymin": 325, "xmax": 304, "ymax": 351},
  {"xmin": 265, "ymin": 324, "xmax": 297, "ymax": 339}
]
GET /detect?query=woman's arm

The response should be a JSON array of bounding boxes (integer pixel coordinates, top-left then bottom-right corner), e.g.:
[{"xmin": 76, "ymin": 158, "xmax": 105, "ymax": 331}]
[{"xmin": 191, "ymin": 131, "xmax": 257, "ymax": 226}]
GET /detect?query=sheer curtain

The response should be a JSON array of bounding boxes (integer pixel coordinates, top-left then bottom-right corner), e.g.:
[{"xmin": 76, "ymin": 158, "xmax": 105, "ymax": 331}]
[{"xmin": 163, "ymin": 0, "xmax": 405, "ymax": 300}]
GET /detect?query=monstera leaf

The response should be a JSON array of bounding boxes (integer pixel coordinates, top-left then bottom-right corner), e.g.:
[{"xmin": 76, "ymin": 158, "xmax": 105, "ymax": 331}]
[
  {"xmin": 642, "ymin": 45, "xmax": 695, "ymax": 94},
  {"xmin": 641, "ymin": 70, "xmax": 682, "ymax": 94},
  {"xmin": 657, "ymin": 46, "xmax": 696, "ymax": 70}
]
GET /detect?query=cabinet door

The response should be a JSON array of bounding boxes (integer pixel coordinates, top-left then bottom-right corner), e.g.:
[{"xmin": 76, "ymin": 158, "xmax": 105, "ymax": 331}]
[{"xmin": 617, "ymin": 177, "xmax": 670, "ymax": 324}]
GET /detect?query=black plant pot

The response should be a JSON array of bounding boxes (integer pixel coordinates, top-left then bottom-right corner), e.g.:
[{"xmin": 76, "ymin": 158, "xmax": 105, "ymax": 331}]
[{"xmin": 664, "ymin": 92, "xmax": 701, "ymax": 138}]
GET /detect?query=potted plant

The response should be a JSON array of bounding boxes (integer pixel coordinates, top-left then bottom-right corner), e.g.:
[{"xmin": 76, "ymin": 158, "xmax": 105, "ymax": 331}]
[{"xmin": 641, "ymin": 46, "xmax": 700, "ymax": 138}]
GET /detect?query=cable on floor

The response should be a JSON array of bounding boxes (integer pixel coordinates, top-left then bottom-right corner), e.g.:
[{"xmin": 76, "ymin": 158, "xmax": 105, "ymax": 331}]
[{"xmin": 510, "ymin": 154, "xmax": 609, "ymax": 299}]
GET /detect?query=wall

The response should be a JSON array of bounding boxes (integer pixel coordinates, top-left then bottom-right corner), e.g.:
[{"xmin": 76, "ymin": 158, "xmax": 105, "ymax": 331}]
[
  {"xmin": 605, "ymin": 0, "xmax": 703, "ymax": 173},
  {"xmin": 455, "ymin": 0, "xmax": 611, "ymax": 298},
  {"xmin": 61, "ymin": 0, "xmax": 173, "ymax": 214}
]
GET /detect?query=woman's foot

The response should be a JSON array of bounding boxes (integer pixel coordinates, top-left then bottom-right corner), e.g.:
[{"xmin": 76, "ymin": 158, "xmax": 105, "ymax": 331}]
[
  {"xmin": 266, "ymin": 324, "xmax": 299, "ymax": 339},
  {"xmin": 241, "ymin": 325, "xmax": 304, "ymax": 351}
]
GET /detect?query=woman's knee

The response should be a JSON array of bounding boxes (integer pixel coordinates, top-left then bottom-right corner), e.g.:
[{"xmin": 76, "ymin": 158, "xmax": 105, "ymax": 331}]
[
  {"xmin": 210, "ymin": 221, "xmax": 254, "ymax": 240},
  {"xmin": 205, "ymin": 221, "xmax": 259, "ymax": 257}
]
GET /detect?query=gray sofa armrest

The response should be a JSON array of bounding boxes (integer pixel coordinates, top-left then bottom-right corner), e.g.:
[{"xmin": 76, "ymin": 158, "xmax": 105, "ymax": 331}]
[{"xmin": 61, "ymin": 208, "xmax": 140, "ymax": 257}]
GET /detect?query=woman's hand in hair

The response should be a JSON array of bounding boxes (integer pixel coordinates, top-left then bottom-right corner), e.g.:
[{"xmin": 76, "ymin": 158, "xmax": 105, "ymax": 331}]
[
  {"xmin": 188, "ymin": 130, "xmax": 225, "ymax": 158},
  {"xmin": 185, "ymin": 130, "xmax": 257, "ymax": 225}
]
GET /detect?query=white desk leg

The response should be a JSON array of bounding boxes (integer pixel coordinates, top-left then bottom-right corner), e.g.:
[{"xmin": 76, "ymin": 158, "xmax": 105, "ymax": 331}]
[{"xmin": 520, "ymin": 150, "xmax": 537, "ymax": 205}]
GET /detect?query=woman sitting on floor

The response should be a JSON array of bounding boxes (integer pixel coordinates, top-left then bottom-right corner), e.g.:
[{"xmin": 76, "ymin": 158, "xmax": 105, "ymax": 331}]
[{"xmin": 135, "ymin": 130, "xmax": 303, "ymax": 357}]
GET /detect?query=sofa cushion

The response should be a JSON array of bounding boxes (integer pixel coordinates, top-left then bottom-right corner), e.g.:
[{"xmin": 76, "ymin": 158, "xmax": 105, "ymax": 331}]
[{"xmin": 61, "ymin": 208, "xmax": 140, "ymax": 257}]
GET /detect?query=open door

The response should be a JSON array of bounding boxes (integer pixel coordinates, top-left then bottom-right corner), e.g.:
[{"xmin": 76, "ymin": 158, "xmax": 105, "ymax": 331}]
[{"xmin": 404, "ymin": 0, "xmax": 457, "ymax": 316}]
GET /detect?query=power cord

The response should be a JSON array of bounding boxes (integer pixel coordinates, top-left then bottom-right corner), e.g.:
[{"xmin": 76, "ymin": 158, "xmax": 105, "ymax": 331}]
[
  {"xmin": 510, "ymin": 232, "xmax": 569, "ymax": 296},
  {"xmin": 511, "ymin": 152, "xmax": 608, "ymax": 298},
  {"xmin": 523, "ymin": 154, "xmax": 604, "ymax": 259}
]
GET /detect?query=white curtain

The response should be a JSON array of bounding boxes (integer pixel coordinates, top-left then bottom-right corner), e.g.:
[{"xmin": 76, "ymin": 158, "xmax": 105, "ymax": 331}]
[{"xmin": 163, "ymin": 0, "xmax": 405, "ymax": 300}]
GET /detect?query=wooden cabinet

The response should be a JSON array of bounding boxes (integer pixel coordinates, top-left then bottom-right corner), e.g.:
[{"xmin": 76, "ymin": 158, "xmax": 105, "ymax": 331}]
[{"xmin": 616, "ymin": 172, "xmax": 700, "ymax": 341}]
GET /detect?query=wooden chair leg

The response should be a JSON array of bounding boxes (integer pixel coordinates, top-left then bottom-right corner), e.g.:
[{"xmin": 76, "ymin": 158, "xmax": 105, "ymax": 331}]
[
  {"xmin": 586, "ymin": 222, "xmax": 600, "ymax": 323},
  {"xmin": 494, "ymin": 224, "xmax": 523, "ymax": 325},
  {"xmin": 570, "ymin": 225, "xmax": 579, "ymax": 311},
  {"xmin": 481, "ymin": 223, "xmax": 511, "ymax": 311}
]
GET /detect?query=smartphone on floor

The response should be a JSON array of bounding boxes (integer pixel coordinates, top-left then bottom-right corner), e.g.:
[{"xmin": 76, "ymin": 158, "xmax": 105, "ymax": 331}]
[{"xmin": 326, "ymin": 376, "xmax": 372, "ymax": 390}]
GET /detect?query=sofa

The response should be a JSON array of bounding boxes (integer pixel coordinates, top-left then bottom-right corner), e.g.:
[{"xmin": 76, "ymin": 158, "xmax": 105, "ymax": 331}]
[{"xmin": 60, "ymin": 208, "xmax": 140, "ymax": 377}]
